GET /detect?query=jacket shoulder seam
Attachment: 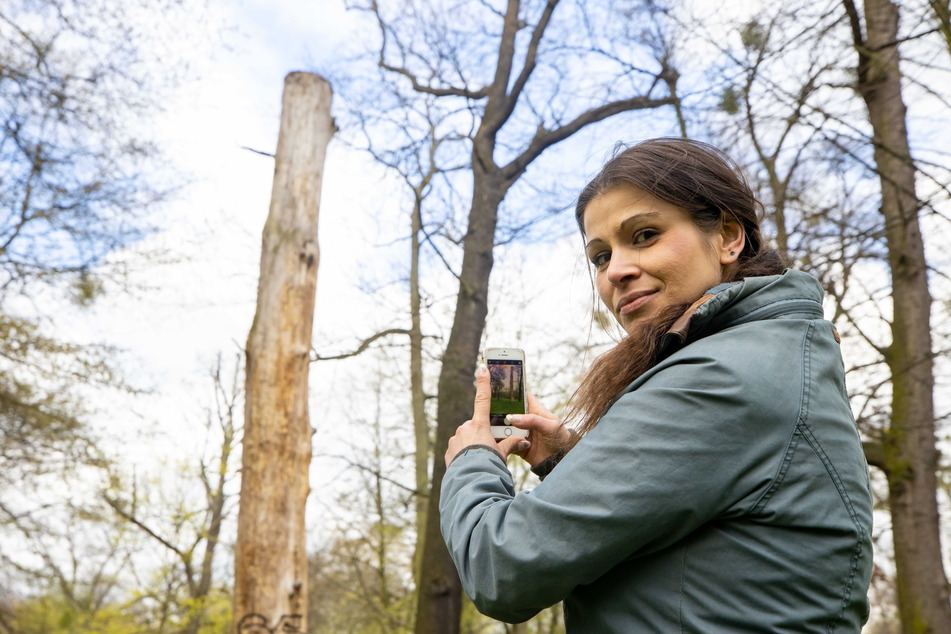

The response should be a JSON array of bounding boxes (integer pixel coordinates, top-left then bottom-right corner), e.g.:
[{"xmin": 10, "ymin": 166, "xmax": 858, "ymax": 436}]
[
  {"xmin": 718, "ymin": 295, "xmax": 822, "ymax": 324},
  {"xmin": 797, "ymin": 323, "xmax": 865, "ymax": 630},
  {"xmin": 748, "ymin": 322, "xmax": 812, "ymax": 514}
]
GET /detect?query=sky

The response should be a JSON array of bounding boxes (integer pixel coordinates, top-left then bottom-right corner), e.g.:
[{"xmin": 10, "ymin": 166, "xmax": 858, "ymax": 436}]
[
  {"xmin": 20, "ymin": 2, "xmax": 948, "ymax": 615},
  {"xmin": 58, "ymin": 1, "xmax": 387, "ymax": 487},
  {"xmin": 63, "ymin": 0, "xmax": 951, "ymax": 555},
  {"xmin": 61, "ymin": 0, "xmax": 604, "ymax": 547}
]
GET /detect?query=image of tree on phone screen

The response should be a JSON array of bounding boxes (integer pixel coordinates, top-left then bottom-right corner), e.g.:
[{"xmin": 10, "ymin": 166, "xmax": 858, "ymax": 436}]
[{"xmin": 488, "ymin": 362, "xmax": 524, "ymax": 425}]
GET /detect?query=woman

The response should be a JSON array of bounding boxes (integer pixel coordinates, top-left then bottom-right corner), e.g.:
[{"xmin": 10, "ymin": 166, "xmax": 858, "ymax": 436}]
[{"xmin": 440, "ymin": 138, "xmax": 873, "ymax": 632}]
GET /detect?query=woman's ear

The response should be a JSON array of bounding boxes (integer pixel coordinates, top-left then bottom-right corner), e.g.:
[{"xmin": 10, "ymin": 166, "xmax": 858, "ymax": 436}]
[{"xmin": 719, "ymin": 217, "xmax": 746, "ymax": 265}]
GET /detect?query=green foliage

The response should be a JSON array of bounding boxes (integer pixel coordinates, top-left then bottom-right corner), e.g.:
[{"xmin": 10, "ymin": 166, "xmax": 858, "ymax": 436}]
[
  {"xmin": 0, "ymin": 313, "xmax": 117, "ymax": 483},
  {"xmin": 3, "ymin": 585, "xmax": 233, "ymax": 633},
  {"xmin": 308, "ymin": 526, "xmax": 416, "ymax": 633},
  {"xmin": 71, "ymin": 272, "xmax": 106, "ymax": 307},
  {"xmin": 740, "ymin": 19, "xmax": 767, "ymax": 51},
  {"xmin": 718, "ymin": 85, "xmax": 741, "ymax": 116},
  {"xmin": 6, "ymin": 592, "xmax": 127, "ymax": 633},
  {"xmin": 190, "ymin": 592, "xmax": 233, "ymax": 634}
]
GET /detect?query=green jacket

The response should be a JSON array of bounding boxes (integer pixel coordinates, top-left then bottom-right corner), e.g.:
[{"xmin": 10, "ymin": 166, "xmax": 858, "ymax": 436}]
[{"xmin": 440, "ymin": 270, "xmax": 873, "ymax": 632}]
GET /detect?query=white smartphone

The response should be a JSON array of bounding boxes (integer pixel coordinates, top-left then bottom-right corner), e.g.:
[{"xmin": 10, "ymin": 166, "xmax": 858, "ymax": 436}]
[{"xmin": 483, "ymin": 348, "xmax": 529, "ymax": 439}]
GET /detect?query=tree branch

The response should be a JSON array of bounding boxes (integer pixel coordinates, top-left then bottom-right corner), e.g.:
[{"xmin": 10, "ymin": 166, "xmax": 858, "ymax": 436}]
[
  {"xmin": 485, "ymin": 0, "xmax": 523, "ymax": 108},
  {"xmin": 503, "ymin": 94, "xmax": 676, "ymax": 181},
  {"xmin": 311, "ymin": 328, "xmax": 412, "ymax": 361},
  {"xmin": 841, "ymin": 0, "xmax": 869, "ymax": 86},
  {"xmin": 319, "ymin": 453, "xmax": 428, "ymax": 497},
  {"xmin": 378, "ymin": 60, "xmax": 489, "ymax": 99},
  {"xmin": 240, "ymin": 145, "xmax": 275, "ymax": 158},
  {"xmin": 497, "ymin": 0, "xmax": 560, "ymax": 125},
  {"xmin": 863, "ymin": 440, "xmax": 889, "ymax": 474},
  {"xmin": 371, "ymin": 0, "xmax": 488, "ymax": 99},
  {"xmin": 103, "ymin": 494, "xmax": 187, "ymax": 561}
]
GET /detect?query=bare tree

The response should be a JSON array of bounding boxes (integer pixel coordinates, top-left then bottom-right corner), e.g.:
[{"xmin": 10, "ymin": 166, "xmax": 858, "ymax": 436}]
[
  {"xmin": 683, "ymin": 0, "xmax": 951, "ymax": 630},
  {"xmin": 338, "ymin": 1, "xmax": 683, "ymax": 631},
  {"xmin": 0, "ymin": 493, "xmax": 137, "ymax": 632},
  {"xmin": 103, "ymin": 352, "xmax": 241, "ymax": 634},
  {"xmin": 308, "ymin": 365, "xmax": 418, "ymax": 633},
  {"xmin": 0, "ymin": 0, "xmax": 203, "ymax": 599},
  {"xmin": 844, "ymin": 0, "xmax": 951, "ymax": 630},
  {"xmin": 0, "ymin": 0, "xmax": 192, "ymax": 295}
]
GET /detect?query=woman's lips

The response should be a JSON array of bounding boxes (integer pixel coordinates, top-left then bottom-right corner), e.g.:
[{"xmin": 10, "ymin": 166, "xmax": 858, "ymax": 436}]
[{"xmin": 618, "ymin": 291, "xmax": 656, "ymax": 316}]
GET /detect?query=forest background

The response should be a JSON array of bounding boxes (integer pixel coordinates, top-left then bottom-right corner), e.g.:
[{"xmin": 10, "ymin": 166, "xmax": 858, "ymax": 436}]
[{"xmin": 2, "ymin": 0, "xmax": 950, "ymax": 633}]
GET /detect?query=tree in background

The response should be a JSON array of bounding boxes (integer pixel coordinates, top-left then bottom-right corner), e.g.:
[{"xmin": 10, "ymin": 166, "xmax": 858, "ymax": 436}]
[
  {"xmin": 0, "ymin": 0, "xmax": 192, "ymax": 531},
  {"xmin": 338, "ymin": 1, "xmax": 683, "ymax": 630},
  {"xmin": 0, "ymin": 0, "xmax": 177, "ymax": 294},
  {"xmin": 1, "ymin": 350, "xmax": 240, "ymax": 633},
  {"xmin": 103, "ymin": 353, "xmax": 241, "ymax": 634},
  {"xmin": 337, "ymin": 95, "xmax": 464, "ymax": 583},
  {"xmin": 308, "ymin": 365, "xmax": 418, "ymax": 634},
  {"xmin": 685, "ymin": 0, "xmax": 951, "ymax": 629},
  {"xmin": 0, "ymin": 0, "xmax": 209, "ymax": 617},
  {"xmin": 845, "ymin": 0, "xmax": 951, "ymax": 630},
  {"xmin": 0, "ymin": 487, "xmax": 139, "ymax": 633},
  {"xmin": 0, "ymin": 2, "xmax": 227, "ymax": 627}
]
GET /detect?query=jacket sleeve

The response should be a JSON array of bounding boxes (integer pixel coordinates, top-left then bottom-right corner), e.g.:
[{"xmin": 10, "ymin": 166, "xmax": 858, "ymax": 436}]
[{"xmin": 439, "ymin": 346, "xmax": 801, "ymax": 623}]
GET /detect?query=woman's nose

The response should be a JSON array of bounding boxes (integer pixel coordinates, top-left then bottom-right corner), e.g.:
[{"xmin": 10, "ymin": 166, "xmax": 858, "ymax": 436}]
[{"xmin": 606, "ymin": 251, "xmax": 640, "ymax": 287}]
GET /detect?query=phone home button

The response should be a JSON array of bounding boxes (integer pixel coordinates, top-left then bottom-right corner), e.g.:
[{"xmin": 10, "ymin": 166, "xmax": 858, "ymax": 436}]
[{"xmin": 503, "ymin": 428, "xmax": 513, "ymax": 437}]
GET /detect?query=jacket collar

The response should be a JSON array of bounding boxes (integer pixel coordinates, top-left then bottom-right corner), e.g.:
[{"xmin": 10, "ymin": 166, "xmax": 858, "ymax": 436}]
[{"xmin": 662, "ymin": 269, "xmax": 825, "ymax": 348}]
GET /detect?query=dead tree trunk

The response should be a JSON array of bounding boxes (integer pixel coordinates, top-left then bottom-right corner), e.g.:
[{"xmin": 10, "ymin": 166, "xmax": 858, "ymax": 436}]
[
  {"xmin": 844, "ymin": 1, "xmax": 951, "ymax": 631},
  {"xmin": 233, "ymin": 72, "xmax": 334, "ymax": 634}
]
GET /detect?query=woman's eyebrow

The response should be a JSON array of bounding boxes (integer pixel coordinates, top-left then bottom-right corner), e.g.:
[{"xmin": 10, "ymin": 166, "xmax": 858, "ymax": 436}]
[
  {"xmin": 585, "ymin": 210, "xmax": 666, "ymax": 251},
  {"xmin": 584, "ymin": 236, "xmax": 604, "ymax": 251},
  {"xmin": 617, "ymin": 210, "xmax": 665, "ymax": 235}
]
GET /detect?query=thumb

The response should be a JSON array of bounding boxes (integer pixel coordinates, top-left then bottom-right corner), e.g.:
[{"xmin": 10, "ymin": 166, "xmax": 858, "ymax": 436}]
[{"xmin": 496, "ymin": 436, "xmax": 530, "ymax": 458}]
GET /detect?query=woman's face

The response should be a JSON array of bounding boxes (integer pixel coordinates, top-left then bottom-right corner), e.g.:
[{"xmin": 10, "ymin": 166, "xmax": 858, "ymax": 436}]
[{"xmin": 582, "ymin": 184, "xmax": 741, "ymax": 334}]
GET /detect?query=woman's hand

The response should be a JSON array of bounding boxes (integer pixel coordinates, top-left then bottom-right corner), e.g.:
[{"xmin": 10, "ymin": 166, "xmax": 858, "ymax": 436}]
[
  {"xmin": 445, "ymin": 366, "xmax": 531, "ymax": 467},
  {"xmin": 506, "ymin": 393, "xmax": 572, "ymax": 467}
]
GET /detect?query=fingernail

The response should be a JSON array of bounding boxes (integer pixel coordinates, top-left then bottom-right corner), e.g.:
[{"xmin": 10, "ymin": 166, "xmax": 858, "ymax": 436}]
[
  {"xmin": 476, "ymin": 363, "xmax": 487, "ymax": 377},
  {"xmin": 506, "ymin": 414, "xmax": 521, "ymax": 424},
  {"xmin": 517, "ymin": 441, "xmax": 531, "ymax": 452}
]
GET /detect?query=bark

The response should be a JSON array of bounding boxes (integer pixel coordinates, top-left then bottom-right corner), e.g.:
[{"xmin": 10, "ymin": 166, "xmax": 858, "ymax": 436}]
[
  {"xmin": 415, "ymin": 162, "xmax": 507, "ymax": 634},
  {"xmin": 845, "ymin": 1, "xmax": 951, "ymax": 631},
  {"xmin": 396, "ymin": 2, "xmax": 677, "ymax": 630},
  {"xmin": 931, "ymin": 0, "xmax": 951, "ymax": 56},
  {"xmin": 233, "ymin": 72, "xmax": 334, "ymax": 634},
  {"xmin": 410, "ymin": 182, "xmax": 429, "ymax": 583}
]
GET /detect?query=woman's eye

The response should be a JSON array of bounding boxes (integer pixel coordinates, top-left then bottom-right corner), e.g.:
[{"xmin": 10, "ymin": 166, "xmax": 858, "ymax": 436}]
[
  {"xmin": 591, "ymin": 252, "xmax": 610, "ymax": 268},
  {"xmin": 633, "ymin": 229, "xmax": 659, "ymax": 245}
]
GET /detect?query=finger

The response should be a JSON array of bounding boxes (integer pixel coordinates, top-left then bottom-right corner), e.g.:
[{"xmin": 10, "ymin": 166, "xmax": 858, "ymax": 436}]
[
  {"xmin": 507, "ymin": 413, "xmax": 561, "ymax": 432},
  {"xmin": 496, "ymin": 436, "xmax": 531, "ymax": 458},
  {"xmin": 445, "ymin": 434, "xmax": 462, "ymax": 466},
  {"xmin": 472, "ymin": 363, "xmax": 491, "ymax": 425}
]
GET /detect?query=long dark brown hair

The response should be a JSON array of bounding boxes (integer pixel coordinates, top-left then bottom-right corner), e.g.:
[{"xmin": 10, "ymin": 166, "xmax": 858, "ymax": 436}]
[{"xmin": 564, "ymin": 138, "xmax": 786, "ymax": 444}]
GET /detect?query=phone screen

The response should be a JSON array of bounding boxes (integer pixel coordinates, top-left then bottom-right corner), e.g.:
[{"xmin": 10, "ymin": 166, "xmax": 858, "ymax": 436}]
[{"xmin": 487, "ymin": 358, "xmax": 525, "ymax": 426}]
